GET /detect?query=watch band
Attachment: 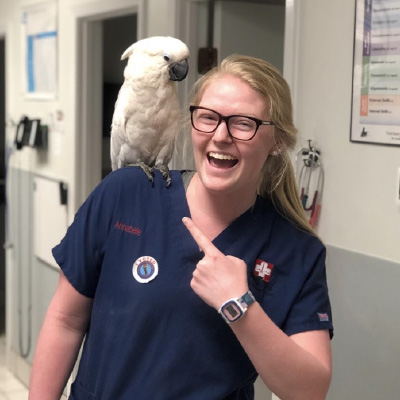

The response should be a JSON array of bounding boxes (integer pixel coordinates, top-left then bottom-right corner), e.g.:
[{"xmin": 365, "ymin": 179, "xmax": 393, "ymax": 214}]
[
  {"xmin": 238, "ymin": 290, "xmax": 256, "ymax": 308},
  {"xmin": 218, "ymin": 290, "xmax": 256, "ymax": 324}
]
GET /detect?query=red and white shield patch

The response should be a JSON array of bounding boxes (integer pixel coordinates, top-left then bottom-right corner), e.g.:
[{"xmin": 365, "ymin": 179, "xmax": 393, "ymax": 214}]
[{"xmin": 254, "ymin": 259, "xmax": 274, "ymax": 283}]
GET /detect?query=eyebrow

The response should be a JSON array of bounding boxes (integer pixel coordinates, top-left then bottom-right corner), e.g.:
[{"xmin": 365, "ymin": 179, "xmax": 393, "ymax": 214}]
[{"xmin": 197, "ymin": 105, "xmax": 264, "ymax": 120}]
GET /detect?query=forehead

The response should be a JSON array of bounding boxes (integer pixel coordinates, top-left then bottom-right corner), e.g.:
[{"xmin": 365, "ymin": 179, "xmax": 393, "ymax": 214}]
[{"xmin": 199, "ymin": 75, "xmax": 268, "ymax": 116}]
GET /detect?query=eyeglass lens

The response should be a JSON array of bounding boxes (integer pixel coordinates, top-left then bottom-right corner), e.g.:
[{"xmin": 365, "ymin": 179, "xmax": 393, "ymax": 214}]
[{"xmin": 192, "ymin": 108, "xmax": 258, "ymax": 140}]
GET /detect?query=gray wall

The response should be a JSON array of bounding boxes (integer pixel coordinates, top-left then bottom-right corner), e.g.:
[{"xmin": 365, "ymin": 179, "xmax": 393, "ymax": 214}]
[
  {"xmin": 218, "ymin": 1, "xmax": 285, "ymax": 72},
  {"xmin": 326, "ymin": 245, "xmax": 400, "ymax": 399},
  {"xmin": 7, "ymin": 167, "xmax": 59, "ymax": 363}
]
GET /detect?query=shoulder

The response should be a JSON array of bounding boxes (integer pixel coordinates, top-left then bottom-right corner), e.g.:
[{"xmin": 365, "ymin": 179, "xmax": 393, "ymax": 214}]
[
  {"xmin": 72, "ymin": 167, "xmax": 185, "ymax": 233},
  {"xmin": 102, "ymin": 167, "xmax": 184, "ymax": 186},
  {"xmin": 81, "ymin": 167, "xmax": 148, "ymax": 209},
  {"xmin": 100, "ymin": 166, "xmax": 151, "ymax": 188},
  {"xmin": 93, "ymin": 167, "xmax": 184, "ymax": 201}
]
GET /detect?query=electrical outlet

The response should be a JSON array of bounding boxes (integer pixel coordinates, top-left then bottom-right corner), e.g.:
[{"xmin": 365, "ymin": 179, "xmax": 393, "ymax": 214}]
[{"xmin": 397, "ymin": 168, "xmax": 400, "ymax": 205}]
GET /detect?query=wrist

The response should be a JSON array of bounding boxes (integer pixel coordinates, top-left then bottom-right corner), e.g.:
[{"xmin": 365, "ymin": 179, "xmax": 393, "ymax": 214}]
[{"xmin": 218, "ymin": 290, "xmax": 255, "ymax": 324}]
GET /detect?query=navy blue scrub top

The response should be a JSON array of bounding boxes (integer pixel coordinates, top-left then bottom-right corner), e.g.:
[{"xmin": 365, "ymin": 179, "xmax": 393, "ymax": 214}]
[{"xmin": 53, "ymin": 167, "xmax": 333, "ymax": 400}]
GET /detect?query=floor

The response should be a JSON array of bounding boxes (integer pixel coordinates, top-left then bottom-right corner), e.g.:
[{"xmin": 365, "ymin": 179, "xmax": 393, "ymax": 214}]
[{"xmin": 0, "ymin": 336, "xmax": 29, "ymax": 400}]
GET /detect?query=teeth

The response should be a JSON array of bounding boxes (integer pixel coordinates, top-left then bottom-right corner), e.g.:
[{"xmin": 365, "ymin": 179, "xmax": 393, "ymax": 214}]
[{"xmin": 208, "ymin": 152, "xmax": 237, "ymax": 160}]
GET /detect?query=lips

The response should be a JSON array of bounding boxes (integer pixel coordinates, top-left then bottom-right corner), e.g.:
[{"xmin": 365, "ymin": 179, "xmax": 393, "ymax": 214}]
[{"xmin": 207, "ymin": 152, "xmax": 238, "ymax": 168}]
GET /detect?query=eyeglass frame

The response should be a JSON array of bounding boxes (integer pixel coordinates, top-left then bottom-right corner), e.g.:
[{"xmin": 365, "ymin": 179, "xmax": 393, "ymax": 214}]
[{"xmin": 189, "ymin": 105, "xmax": 275, "ymax": 141}]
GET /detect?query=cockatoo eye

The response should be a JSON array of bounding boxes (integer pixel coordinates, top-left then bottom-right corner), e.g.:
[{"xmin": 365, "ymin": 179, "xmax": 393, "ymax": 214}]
[{"xmin": 163, "ymin": 54, "xmax": 170, "ymax": 62}]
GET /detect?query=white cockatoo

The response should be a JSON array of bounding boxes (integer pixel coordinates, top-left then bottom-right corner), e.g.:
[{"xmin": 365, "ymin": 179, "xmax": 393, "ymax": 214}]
[{"xmin": 110, "ymin": 36, "xmax": 190, "ymax": 186}]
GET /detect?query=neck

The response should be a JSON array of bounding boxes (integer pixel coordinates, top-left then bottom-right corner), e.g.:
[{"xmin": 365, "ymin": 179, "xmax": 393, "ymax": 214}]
[{"xmin": 186, "ymin": 173, "xmax": 257, "ymax": 240}]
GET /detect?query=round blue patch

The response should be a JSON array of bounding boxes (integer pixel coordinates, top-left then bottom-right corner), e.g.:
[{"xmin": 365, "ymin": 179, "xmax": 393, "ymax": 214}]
[{"xmin": 132, "ymin": 256, "xmax": 159, "ymax": 283}]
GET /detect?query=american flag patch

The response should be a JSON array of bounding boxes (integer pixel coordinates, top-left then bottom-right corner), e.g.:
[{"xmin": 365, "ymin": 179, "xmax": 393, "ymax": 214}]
[{"xmin": 317, "ymin": 313, "xmax": 329, "ymax": 322}]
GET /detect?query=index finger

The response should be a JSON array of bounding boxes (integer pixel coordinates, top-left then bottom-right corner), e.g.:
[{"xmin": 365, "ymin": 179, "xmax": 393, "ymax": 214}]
[{"xmin": 182, "ymin": 217, "xmax": 221, "ymax": 256}]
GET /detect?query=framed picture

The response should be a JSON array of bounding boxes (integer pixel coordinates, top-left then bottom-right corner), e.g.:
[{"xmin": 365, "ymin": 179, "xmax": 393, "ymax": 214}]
[
  {"xmin": 350, "ymin": 0, "xmax": 400, "ymax": 146},
  {"xmin": 21, "ymin": 1, "xmax": 57, "ymax": 100}
]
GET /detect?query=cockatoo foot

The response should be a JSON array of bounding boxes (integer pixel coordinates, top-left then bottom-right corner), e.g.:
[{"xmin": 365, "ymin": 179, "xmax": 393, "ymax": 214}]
[
  {"xmin": 154, "ymin": 164, "xmax": 171, "ymax": 187},
  {"xmin": 126, "ymin": 162, "xmax": 154, "ymax": 183}
]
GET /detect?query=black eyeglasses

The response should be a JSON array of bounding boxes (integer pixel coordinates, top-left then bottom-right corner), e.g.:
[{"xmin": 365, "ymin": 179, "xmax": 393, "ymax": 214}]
[{"xmin": 189, "ymin": 105, "xmax": 275, "ymax": 141}]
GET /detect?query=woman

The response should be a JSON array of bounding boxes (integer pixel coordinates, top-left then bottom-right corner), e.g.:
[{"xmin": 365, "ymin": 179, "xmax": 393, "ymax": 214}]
[{"xmin": 29, "ymin": 55, "xmax": 333, "ymax": 399}]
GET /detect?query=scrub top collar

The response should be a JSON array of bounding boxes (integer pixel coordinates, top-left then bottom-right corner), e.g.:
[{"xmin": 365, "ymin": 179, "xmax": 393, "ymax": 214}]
[{"xmin": 167, "ymin": 170, "xmax": 276, "ymax": 268}]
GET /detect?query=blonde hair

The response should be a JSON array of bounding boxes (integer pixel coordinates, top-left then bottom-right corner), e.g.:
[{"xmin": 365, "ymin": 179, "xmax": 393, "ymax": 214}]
[{"xmin": 188, "ymin": 54, "xmax": 314, "ymax": 235}]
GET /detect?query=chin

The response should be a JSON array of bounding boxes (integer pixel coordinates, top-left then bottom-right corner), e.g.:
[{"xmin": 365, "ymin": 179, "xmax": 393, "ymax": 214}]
[
  {"xmin": 200, "ymin": 170, "xmax": 245, "ymax": 195},
  {"xmin": 196, "ymin": 156, "xmax": 256, "ymax": 195}
]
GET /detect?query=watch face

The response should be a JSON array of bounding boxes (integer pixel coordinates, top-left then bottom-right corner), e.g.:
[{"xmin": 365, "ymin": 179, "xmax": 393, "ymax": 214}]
[{"xmin": 222, "ymin": 301, "xmax": 243, "ymax": 322}]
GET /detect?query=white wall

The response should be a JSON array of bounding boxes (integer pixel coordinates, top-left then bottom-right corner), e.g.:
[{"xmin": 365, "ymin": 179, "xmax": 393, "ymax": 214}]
[{"xmin": 292, "ymin": 0, "xmax": 400, "ymax": 263}]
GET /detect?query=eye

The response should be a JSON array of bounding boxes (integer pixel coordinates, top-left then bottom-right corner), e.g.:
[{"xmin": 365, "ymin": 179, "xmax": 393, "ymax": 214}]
[
  {"xmin": 198, "ymin": 111, "xmax": 216, "ymax": 120},
  {"xmin": 196, "ymin": 110, "xmax": 218, "ymax": 124},
  {"xmin": 163, "ymin": 53, "xmax": 170, "ymax": 62},
  {"xmin": 232, "ymin": 117, "xmax": 256, "ymax": 131}
]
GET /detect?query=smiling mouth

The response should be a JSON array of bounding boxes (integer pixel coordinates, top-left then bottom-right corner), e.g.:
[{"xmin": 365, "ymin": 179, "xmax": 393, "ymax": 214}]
[{"xmin": 208, "ymin": 152, "xmax": 238, "ymax": 168}]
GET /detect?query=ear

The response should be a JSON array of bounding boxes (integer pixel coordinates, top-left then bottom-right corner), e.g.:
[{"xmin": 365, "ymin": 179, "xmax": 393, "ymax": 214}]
[
  {"xmin": 121, "ymin": 44, "xmax": 136, "ymax": 60},
  {"xmin": 270, "ymin": 147, "xmax": 282, "ymax": 156}
]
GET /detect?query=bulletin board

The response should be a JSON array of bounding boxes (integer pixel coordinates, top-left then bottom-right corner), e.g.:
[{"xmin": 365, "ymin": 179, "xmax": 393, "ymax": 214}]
[
  {"xmin": 33, "ymin": 175, "xmax": 68, "ymax": 269},
  {"xmin": 21, "ymin": 1, "xmax": 58, "ymax": 99},
  {"xmin": 350, "ymin": 0, "xmax": 400, "ymax": 146}
]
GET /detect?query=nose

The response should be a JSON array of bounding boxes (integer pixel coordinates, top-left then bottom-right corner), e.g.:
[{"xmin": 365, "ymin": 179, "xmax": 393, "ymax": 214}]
[{"xmin": 212, "ymin": 119, "xmax": 232, "ymax": 143}]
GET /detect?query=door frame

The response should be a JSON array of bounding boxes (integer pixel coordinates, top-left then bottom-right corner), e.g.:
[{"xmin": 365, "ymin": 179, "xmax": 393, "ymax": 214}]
[
  {"xmin": 74, "ymin": 0, "xmax": 146, "ymax": 207},
  {"xmin": 177, "ymin": 0, "xmax": 299, "ymax": 100},
  {"xmin": 0, "ymin": 23, "xmax": 13, "ymax": 363}
]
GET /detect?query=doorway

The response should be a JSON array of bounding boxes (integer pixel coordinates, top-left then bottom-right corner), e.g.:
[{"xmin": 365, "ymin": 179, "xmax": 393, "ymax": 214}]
[
  {"xmin": 101, "ymin": 14, "xmax": 137, "ymax": 179},
  {"xmin": 76, "ymin": 11, "xmax": 138, "ymax": 206}
]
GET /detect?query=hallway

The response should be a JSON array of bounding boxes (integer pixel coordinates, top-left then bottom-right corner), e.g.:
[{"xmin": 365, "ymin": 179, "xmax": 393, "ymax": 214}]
[{"xmin": 0, "ymin": 337, "xmax": 28, "ymax": 400}]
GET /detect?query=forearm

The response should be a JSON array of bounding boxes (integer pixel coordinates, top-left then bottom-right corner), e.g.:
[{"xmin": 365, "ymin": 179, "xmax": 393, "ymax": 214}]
[
  {"xmin": 230, "ymin": 303, "xmax": 332, "ymax": 400},
  {"xmin": 29, "ymin": 308, "xmax": 87, "ymax": 400},
  {"xmin": 29, "ymin": 272, "xmax": 93, "ymax": 400}
]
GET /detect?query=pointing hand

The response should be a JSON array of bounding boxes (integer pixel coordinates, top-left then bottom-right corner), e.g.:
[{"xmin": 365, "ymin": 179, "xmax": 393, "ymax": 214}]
[{"xmin": 182, "ymin": 217, "xmax": 249, "ymax": 309}]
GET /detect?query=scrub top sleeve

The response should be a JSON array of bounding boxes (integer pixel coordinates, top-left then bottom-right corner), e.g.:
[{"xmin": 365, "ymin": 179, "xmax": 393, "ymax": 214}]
[
  {"xmin": 283, "ymin": 247, "xmax": 334, "ymax": 339},
  {"xmin": 52, "ymin": 177, "xmax": 115, "ymax": 298}
]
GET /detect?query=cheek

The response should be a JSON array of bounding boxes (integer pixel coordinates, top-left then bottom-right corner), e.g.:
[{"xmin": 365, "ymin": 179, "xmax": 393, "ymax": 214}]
[
  {"xmin": 191, "ymin": 129, "xmax": 202, "ymax": 144},
  {"xmin": 247, "ymin": 137, "xmax": 272, "ymax": 161},
  {"xmin": 191, "ymin": 130, "xmax": 201, "ymax": 153},
  {"xmin": 191, "ymin": 130, "xmax": 206, "ymax": 163},
  {"xmin": 254, "ymin": 133, "xmax": 275, "ymax": 159},
  {"xmin": 252, "ymin": 151, "xmax": 269, "ymax": 173},
  {"xmin": 244, "ymin": 139, "xmax": 273, "ymax": 172}
]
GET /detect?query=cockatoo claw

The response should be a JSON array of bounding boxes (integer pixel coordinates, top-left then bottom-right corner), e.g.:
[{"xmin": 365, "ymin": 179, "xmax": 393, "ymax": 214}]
[
  {"xmin": 126, "ymin": 162, "xmax": 154, "ymax": 184},
  {"xmin": 154, "ymin": 164, "xmax": 171, "ymax": 188}
]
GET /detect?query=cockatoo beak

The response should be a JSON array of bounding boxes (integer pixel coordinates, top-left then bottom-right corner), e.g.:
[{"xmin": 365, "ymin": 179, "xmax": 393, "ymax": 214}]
[{"xmin": 169, "ymin": 59, "xmax": 189, "ymax": 81}]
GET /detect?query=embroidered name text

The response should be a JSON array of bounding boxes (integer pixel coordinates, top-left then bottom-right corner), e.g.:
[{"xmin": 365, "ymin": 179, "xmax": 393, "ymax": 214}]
[{"xmin": 114, "ymin": 221, "xmax": 142, "ymax": 236}]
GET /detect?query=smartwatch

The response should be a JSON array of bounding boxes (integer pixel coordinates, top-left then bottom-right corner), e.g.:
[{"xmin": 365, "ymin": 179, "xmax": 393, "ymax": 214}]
[{"xmin": 218, "ymin": 290, "xmax": 256, "ymax": 324}]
